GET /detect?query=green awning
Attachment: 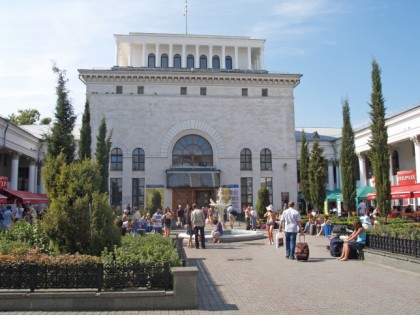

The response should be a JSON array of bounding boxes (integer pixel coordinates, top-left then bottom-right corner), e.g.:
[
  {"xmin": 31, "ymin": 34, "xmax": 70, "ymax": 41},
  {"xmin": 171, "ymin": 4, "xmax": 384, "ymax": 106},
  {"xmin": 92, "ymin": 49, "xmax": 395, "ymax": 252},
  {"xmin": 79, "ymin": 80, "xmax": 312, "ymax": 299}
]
[
  {"xmin": 356, "ymin": 186, "xmax": 375, "ymax": 199},
  {"xmin": 326, "ymin": 189, "xmax": 342, "ymax": 201}
]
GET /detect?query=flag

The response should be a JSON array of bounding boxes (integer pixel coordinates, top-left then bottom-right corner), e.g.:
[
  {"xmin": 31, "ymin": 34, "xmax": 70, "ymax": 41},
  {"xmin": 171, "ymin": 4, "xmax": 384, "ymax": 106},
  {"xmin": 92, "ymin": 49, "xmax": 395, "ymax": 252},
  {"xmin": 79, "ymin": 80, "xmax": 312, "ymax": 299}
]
[{"xmin": 183, "ymin": 0, "xmax": 188, "ymax": 16}]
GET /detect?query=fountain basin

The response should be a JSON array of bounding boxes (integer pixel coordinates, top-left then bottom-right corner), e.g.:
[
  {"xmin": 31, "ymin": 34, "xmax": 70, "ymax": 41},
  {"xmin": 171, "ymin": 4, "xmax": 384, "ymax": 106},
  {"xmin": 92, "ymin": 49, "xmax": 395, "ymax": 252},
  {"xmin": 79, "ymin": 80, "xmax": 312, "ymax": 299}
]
[{"xmin": 178, "ymin": 229, "xmax": 265, "ymax": 242}]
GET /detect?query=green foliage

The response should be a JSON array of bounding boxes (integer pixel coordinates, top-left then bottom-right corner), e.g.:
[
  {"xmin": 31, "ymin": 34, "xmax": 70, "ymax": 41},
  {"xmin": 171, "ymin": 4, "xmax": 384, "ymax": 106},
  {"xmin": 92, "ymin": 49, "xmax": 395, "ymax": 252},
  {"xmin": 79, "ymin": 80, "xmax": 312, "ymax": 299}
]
[
  {"xmin": 9, "ymin": 109, "xmax": 40, "ymax": 125},
  {"xmin": 78, "ymin": 99, "xmax": 92, "ymax": 160},
  {"xmin": 367, "ymin": 59, "xmax": 391, "ymax": 217},
  {"xmin": 256, "ymin": 186, "xmax": 270, "ymax": 219},
  {"xmin": 89, "ymin": 192, "xmax": 121, "ymax": 255},
  {"xmin": 46, "ymin": 65, "xmax": 76, "ymax": 164},
  {"xmin": 366, "ymin": 223, "xmax": 420, "ymax": 240},
  {"xmin": 299, "ymin": 130, "xmax": 310, "ymax": 213},
  {"xmin": 40, "ymin": 117, "xmax": 52, "ymax": 125},
  {"xmin": 308, "ymin": 138, "xmax": 327, "ymax": 211},
  {"xmin": 101, "ymin": 234, "xmax": 181, "ymax": 267},
  {"xmin": 150, "ymin": 190, "xmax": 162, "ymax": 212},
  {"xmin": 340, "ymin": 98, "xmax": 357, "ymax": 215},
  {"xmin": 95, "ymin": 117, "xmax": 112, "ymax": 193},
  {"xmin": 0, "ymin": 250, "xmax": 100, "ymax": 265}
]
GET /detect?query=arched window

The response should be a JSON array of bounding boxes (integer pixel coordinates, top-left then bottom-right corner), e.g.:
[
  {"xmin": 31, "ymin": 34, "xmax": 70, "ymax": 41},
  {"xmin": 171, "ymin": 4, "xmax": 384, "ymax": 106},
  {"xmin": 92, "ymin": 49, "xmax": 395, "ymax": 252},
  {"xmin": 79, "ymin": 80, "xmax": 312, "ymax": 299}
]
[
  {"xmin": 225, "ymin": 56, "xmax": 233, "ymax": 70},
  {"xmin": 111, "ymin": 148, "xmax": 123, "ymax": 171},
  {"xmin": 240, "ymin": 148, "xmax": 252, "ymax": 170},
  {"xmin": 174, "ymin": 54, "xmax": 181, "ymax": 68},
  {"xmin": 132, "ymin": 148, "xmax": 145, "ymax": 171},
  {"xmin": 200, "ymin": 55, "xmax": 207, "ymax": 69},
  {"xmin": 161, "ymin": 54, "xmax": 169, "ymax": 68},
  {"xmin": 212, "ymin": 55, "xmax": 220, "ymax": 69},
  {"xmin": 148, "ymin": 53, "xmax": 156, "ymax": 68},
  {"xmin": 392, "ymin": 150, "xmax": 399, "ymax": 176},
  {"xmin": 172, "ymin": 135, "xmax": 213, "ymax": 167},
  {"xmin": 260, "ymin": 148, "xmax": 272, "ymax": 171},
  {"xmin": 187, "ymin": 54, "xmax": 194, "ymax": 69}
]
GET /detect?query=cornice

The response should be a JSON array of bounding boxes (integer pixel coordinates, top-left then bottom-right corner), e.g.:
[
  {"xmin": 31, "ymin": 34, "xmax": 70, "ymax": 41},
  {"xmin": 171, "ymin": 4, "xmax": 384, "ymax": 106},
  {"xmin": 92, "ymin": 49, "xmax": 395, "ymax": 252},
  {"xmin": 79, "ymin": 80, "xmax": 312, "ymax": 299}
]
[{"xmin": 78, "ymin": 69, "xmax": 301, "ymax": 87}]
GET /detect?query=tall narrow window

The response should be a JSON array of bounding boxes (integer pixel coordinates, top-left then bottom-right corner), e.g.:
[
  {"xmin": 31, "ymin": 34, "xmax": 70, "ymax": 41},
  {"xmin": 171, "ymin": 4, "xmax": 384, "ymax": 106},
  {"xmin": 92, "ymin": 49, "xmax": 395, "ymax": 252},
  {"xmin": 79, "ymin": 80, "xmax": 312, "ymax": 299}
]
[
  {"xmin": 240, "ymin": 148, "xmax": 252, "ymax": 170},
  {"xmin": 242, "ymin": 88, "xmax": 248, "ymax": 96},
  {"xmin": 200, "ymin": 87, "xmax": 207, "ymax": 96},
  {"xmin": 174, "ymin": 54, "xmax": 181, "ymax": 68},
  {"xmin": 187, "ymin": 54, "xmax": 194, "ymax": 69},
  {"xmin": 241, "ymin": 177, "xmax": 253, "ymax": 209},
  {"xmin": 225, "ymin": 56, "xmax": 233, "ymax": 69},
  {"xmin": 111, "ymin": 148, "xmax": 123, "ymax": 171},
  {"xmin": 161, "ymin": 53, "xmax": 169, "ymax": 68},
  {"xmin": 262, "ymin": 88, "xmax": 268, "ymax": 97},
  {"xmin": 132, "ymin": 178, "xmax": 145, "ymax": 208},
  {"xmin": 260, "ymin": 148, "xmax": 272, "ymax": 171},
  {"xmin": 212, "ymin": 55, "xmax": 220, "ymax": 69},
  {"xmin": 110, "ymin": 178, "xmax": 122, "ymax": 207},
  {"xmin": 261, "ymin": 177, "xmax": 273, "ymax": 204},
  {"xmin": 137, "ymin": 86, "xmax": 144, "ymax": 94},
  {"xmin": 116, "ymin": 86, "xmax": 123, "ymax": 94},
  {"xmin": 132, "ymin": 148, "xmax": 145, "ymax": 171},
  {"xmin": 200, "ymin": 55, "xmax": 207, "ymax": 69},
  {"xmin": 148, "ymin": 53, "xmax": 156, "ymax": 68}
]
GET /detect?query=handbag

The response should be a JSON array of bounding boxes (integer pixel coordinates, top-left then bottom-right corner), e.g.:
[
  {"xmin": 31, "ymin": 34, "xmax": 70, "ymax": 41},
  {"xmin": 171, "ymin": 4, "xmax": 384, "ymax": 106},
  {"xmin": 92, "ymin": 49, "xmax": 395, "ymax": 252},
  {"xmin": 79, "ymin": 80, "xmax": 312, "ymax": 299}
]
[{"xmin": 276, "ymin": 232, "xmax": 284, "ymax": 249}]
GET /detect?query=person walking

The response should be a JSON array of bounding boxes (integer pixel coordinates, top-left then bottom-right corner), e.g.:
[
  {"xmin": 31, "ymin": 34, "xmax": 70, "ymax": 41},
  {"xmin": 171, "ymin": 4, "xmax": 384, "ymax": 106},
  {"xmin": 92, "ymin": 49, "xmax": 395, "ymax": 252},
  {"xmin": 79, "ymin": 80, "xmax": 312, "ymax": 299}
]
[
  {"xmin": 279, "ymin": 201, "xmax": 303, "ymax": 260},
  {"xmin": 264, "ymin": 205, "xmax": 276, "ymax": 245},
  {"xmin": 191, "ymin": 203, "xmax": 206, "ymax": 249}
]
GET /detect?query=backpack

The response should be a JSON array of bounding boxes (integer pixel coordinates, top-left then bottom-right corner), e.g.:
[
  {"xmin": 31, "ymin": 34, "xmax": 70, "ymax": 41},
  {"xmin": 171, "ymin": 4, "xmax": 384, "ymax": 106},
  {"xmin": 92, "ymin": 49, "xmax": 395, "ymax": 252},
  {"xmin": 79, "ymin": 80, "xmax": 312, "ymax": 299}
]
[{"xmin": 329, "ymin": 237, "xmax": 343, "ymax": 257}]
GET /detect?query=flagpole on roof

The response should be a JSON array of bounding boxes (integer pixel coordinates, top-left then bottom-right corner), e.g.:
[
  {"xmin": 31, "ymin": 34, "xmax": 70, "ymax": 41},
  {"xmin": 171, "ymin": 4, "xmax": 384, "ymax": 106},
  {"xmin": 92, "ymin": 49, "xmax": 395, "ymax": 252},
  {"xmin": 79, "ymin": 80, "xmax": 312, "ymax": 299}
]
[{"xmin": 184, "ymin": 0, "xmax": 188, "ymax": 34}]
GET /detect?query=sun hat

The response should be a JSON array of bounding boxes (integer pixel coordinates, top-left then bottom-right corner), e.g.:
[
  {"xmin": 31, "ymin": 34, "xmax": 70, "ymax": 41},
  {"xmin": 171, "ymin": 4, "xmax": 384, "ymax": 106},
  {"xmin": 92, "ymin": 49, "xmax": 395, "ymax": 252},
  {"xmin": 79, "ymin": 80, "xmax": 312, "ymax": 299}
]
[{"xmin": 266, "ymin": 205, "xmax": 274, "ymax": 211}]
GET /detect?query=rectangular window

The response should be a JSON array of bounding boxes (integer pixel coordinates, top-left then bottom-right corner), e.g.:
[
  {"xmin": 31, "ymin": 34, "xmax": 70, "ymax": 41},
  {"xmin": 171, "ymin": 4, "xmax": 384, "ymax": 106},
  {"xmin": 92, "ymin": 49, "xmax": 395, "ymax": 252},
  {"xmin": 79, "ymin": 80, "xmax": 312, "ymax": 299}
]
[
  {"xmin": 116, "ymin": 86, "xmax": 123, "ymax": 94},
  {"xmin": 137, "ymin": 86, "xmax": 144, "ymax": 94},
  {"xmin": 110, "ymin": 178, "xmax": 122, "ymax": 207},
  {"xmin": 241, "ymin": 177, "xmax": 253, "ymax": 209},
  {"xmin": 180, "ymin": 87, "xmax": 187, "ymax": 95},
  {"xmin": 261, "ymin": 177, "xmax": 273, "ymax": 204},
  {"xmin": 200, "ymin": 87, "xmax": 207, "ymax": 96},
  {"xmin": 132, "ymin": 178, "xmax": 145, "ymax": 208},
  {"xmin": 262, "ymin": 88, "xmax": 268, "ymax": 97},
  {"xmin": 242, "ymin": 88, "xmax": 248, "ymax": 96}
]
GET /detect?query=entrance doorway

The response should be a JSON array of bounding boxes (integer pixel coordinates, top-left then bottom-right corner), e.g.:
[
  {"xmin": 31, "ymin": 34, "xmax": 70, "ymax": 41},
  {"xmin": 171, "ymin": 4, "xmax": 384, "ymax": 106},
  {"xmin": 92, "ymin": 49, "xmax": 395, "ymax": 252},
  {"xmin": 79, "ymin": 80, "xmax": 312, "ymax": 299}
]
[{"xmin": 172, "ymin": 189, "xmax": 215, "ymax": 210}]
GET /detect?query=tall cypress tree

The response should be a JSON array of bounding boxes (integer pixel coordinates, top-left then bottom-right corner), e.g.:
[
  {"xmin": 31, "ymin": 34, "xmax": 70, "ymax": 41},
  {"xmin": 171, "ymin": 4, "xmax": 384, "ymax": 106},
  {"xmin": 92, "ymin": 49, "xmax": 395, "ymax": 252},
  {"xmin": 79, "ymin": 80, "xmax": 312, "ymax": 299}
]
[
  {"xmin": 95, "ymin": 117, "xmax": 112, "ymax": 193},
  {"xmin": 368, "ymin": 59, "xmax": 390, "ymax": 217},
  {"xmin": 78, "ymin": 99, "xmax": 92, "ymax": 160},
  {"xmin": 308, "ymin": 137, "xmax": 327, "ymax": 212},
  {"xmin": 299, "ymin": 130, "xmax": 311, "ymax": 213},
  {"xmin": 340, "ymin": 97, "xmax": 357, "ymax": 216},
  {"xmin": 46, "ymin": 65, "xmax": 76, "ymax": 164}
]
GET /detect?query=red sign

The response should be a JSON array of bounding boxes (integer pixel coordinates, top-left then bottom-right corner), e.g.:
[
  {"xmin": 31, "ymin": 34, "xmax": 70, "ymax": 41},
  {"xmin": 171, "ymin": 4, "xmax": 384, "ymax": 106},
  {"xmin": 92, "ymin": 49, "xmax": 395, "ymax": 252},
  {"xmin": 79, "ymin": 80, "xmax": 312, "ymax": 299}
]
[
  {"xmin": 397, "ymin": 170, "xmax": 416, "ymax": 185},
  {"xmin": 0, "ymin": 176, "xmax": 8, "ymax": 189}
]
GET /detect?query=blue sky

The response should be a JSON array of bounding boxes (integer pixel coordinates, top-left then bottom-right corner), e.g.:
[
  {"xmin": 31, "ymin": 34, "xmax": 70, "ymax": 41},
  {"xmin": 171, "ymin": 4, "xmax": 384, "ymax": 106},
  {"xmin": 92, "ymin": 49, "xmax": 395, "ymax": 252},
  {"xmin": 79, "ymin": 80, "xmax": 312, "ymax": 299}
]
[{"xmin": 0, "ymin": 0, "xmax": 419, "ymax": 128}]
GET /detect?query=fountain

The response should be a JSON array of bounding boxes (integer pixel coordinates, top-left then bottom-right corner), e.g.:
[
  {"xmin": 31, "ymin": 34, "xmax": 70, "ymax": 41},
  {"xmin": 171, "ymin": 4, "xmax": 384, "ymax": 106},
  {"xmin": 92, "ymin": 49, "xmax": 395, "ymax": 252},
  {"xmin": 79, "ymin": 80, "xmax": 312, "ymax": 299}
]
[{"xmin": 209, "ymin": 187, "xmax": 231, "ymax": 229}]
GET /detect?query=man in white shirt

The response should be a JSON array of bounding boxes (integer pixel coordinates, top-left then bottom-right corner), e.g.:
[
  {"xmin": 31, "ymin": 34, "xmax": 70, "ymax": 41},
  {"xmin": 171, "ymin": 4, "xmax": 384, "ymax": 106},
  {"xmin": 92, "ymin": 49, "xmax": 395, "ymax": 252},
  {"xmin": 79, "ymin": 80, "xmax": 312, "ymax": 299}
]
[
  {"xmin": 279, "ymin": 201, "xmax": 303, "ymax": 260},
  {"xmin": 191, "ymin": 203, "xmax": 206, "ymax": 249}
]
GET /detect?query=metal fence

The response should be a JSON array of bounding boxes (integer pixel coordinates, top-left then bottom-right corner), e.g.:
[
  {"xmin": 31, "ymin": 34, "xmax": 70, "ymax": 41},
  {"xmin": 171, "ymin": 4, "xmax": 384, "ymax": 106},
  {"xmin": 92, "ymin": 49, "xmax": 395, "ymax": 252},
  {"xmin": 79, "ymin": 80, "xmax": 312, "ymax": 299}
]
[
  {"xmin": 366, "ymin": 234, "xmax": 420, "ymax": 258},
  {"xmin": 0, "ymin": 262, "xmax": 171, "ymax": 292}
]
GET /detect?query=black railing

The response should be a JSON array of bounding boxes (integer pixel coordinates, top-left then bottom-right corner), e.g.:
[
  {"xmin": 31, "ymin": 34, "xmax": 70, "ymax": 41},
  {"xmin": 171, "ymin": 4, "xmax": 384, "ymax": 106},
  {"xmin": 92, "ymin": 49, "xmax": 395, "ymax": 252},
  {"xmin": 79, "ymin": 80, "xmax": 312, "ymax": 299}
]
[
  {"xmin": 0, "ymin": 262, "xmax": 171, "ymax": 292},
  {"xmin": 366, "ymin": 234, "xmax": 420, "ymax": 258}
]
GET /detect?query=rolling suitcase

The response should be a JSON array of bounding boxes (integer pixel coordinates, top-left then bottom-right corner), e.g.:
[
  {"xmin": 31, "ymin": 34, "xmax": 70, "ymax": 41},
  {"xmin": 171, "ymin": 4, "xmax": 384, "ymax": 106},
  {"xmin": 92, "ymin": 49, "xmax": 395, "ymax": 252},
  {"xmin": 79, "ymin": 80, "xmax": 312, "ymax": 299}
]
[{"xmin": 295, "ymin": 235, "xmax": 309, "ymax": 261}]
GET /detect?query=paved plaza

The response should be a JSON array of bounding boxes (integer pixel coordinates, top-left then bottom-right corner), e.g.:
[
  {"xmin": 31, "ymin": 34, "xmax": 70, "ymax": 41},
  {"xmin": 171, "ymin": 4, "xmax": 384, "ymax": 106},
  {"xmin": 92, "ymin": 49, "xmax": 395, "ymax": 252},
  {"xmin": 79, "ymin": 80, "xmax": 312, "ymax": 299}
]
[{"xmin": 1, "ymin": 225, "xmax": 419, "ymax": 315}]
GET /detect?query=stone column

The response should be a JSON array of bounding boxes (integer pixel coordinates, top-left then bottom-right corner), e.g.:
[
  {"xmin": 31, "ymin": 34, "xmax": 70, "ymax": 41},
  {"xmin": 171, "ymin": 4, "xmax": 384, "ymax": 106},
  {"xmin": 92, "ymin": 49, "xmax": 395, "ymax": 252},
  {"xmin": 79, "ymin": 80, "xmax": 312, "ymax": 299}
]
[
  {"xmin": 357, "ymin": 153, "xmax": 367, "ymax": 187},
  {"xmin": 115, "ymin": 40, "xmax": 120, "ymax": 66},
  {"xmin": 247, "ymin": 46, "xmax": 252, "ymax": 70},
  {"xmin": 260, "ymin": 46, "xmax": 265, "ymax": 70},
  {"xmin": 195, "ymin": 45, "xmax": 199, "ymax": 68},
  {"xmin": 209, "ymin": 45, "xmax": 213, "ymax": 69},
  {"xmin": 222, "ymin": 45, "xmax": 226, "ymax": 69},
  {"xmin": 128, "ymin": 43, "xmax": 132, "ymax": 66},
  {"xmin": 328, "ymin": 160, "xmax": 334, "ymax": 191},
  {"xmin": 411, "ymin": 135, "xmax": 420, "ymax": 183},
  {"xmin": 234, "ymin": 46, "xmax": 238, "ymax": 69},
  {"xmin": 182, "ymin": 44, "xmax": 186, "ymax": 68},
  {"xmin": 155, "ymin": 44, "xmax": 160, "ymax": 67},
  {"xmin": 10, "ymin": 153, "xmax": 20, "ymax": 190},
  {"xmin": 169, "ymin": 44, "xmax": 173, "ymax": 67},
  {"xmin": 28, "ymin": 160, "xmax": 36, "ymax": 193},
  {"xmin": 142, "ymin": 43, "xmax": 147, "ymax": 67}
]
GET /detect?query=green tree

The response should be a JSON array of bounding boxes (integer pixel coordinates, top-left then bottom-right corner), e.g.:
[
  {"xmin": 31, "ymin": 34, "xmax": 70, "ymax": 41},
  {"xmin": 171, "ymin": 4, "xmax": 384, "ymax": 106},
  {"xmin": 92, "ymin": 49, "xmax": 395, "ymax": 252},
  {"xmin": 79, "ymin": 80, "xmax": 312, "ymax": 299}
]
[
  {"xmin": 340, "ymin": 97, "xmax": 357, "ymax": 216},
  {"xmin": 46, "ymin": 65, "xmax": 76, "ymax": 164},
  {"xmin": 256, "ymin": 186, "xmax": 270, "ymax": 219},
  {"xmin": 9, "ymin": 109, "xmax": 40, "ymax": 125},
  {"xmin": 79, "ymin": 99, "xmax": 92, "ymax": 160},
  {"xmin": 40, "ymin": 117, "xmax": 52, "ymax": 125},
  {"xmin": 299, "ymin": 130, "xmax": 311, "ymax": 214},
  {"xmin": 308, "ymin": 137, "xmax": 327, "ymax": 212},
  {"xmin": 95, "ymin": 117, "xmax": 112, "ymax": 193},
  {"xmin": 150, "ymin": 190, "xmax": 162, "ymax": 212},
  {"xmin": 368, "ymin": 59, "xmax": 391, "ymax": 218}
]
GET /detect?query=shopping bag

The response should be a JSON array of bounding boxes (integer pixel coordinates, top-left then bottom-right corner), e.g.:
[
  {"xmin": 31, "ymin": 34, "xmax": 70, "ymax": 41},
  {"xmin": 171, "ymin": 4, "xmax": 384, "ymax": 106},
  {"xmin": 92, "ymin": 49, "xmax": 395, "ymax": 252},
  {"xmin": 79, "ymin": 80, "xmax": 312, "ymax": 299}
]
[{"xmin": 276, "ymin": 232, "xmax": 284, "ymax": 249}]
